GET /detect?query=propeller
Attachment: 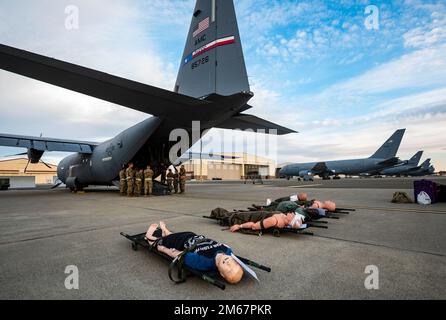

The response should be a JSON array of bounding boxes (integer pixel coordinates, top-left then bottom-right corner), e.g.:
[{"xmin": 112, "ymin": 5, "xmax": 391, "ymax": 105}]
[
  {"xmin": 24, "ymin": 159, "xmax": 30, "ymax": 174},
  {"xmin": 51, "ymin": 179, "xmax": 63, "ymax": 189},
  {"xmin": 3, "ymin": 150, "xmax": 53, "ymax": 172},
  {"xmin": 4, "ymin": 152, "xmax": 28, "ymax": 157},
  {"xmin": 1, "ymin": 152, "xmax": 31, "ymax": 173},
  {"xmin": 40, "ymin": 159, "xmax": 52, "ymax": 169}
]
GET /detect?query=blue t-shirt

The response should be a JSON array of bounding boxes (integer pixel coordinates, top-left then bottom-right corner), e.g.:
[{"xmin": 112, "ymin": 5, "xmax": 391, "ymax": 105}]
[{"xmin": 183, "ymin": 236, "xmax": 233, "ymax": 272}]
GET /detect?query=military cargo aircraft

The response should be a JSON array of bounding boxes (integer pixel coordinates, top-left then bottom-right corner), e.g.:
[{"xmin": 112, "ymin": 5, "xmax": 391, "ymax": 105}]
[
  {"xmin": 379, "ymin": 151, "xmax": 424, "ymax": 177},
  {"xmin": 409, "ymin": 159, "xmax": 435, "ymax": 177},
  {"xmin": 0, "ymin": 0, "xmax": 295, "ymax": 191},
  {"xmin": 279, "ymin": 129, "xmax": 406, "ymax": 180}
]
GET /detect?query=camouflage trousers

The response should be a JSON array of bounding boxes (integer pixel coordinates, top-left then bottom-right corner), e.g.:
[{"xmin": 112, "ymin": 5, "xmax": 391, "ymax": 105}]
[
  {"xmin": 167, "ymin": 179, "xmax": 173, "ymax": 193},
  {"xmin": 144, "ymin": 180, "xmax": 153, "ymax": 196},
  {"xmin": 180, "ymin": 179, "xmax": 186, "ymax": 193},
  {"xmin": 127, "ymin": 180, "xmax": 134, "ymax": 197},
  {"xmin": 134, "ymin": 180, "xmax": 142, "ymax": 197},
  {"xmin": 120, "ymin": 179, "xmax": 127, "ymax": 195},
  {"xmin": 210, "ymin": 208, "xmax": 274, "ymax": 227},
  {"xmin": 173, "ymin": 180, "xmax": 179, "ymax": 194}
]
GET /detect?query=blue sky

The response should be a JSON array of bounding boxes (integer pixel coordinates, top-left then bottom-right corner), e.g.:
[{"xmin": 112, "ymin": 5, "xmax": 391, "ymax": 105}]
[{"xmin": 0, "ymin": 0, "xmax": 445, "ymax": 170}]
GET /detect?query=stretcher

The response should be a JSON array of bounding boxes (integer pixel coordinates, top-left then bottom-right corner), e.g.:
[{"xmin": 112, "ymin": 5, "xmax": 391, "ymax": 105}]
[
  {"xmin": 203, "ymin": 215, "xmax": 328, "ymax": 237},
  {"xmin": 120, "ymin": 231, "xmax": 271, "ymax": 291},
  {"xmin": 247, "ymin": 205, "xmax": 355, "ymax": 219}
]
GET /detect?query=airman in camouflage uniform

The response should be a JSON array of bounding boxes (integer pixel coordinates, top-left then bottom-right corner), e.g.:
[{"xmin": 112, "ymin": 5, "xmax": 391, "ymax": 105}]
[
  {"xmin": 134, "ymin": 169, "xmax": 144, "ymax": 197},
  {"xmin": 119, "ymin": 165, "xmax": 127, "ymax": 196},
  {"xmin": 179, "ymin": 165, "xmax": 187, "ymax": 194},
  {"xmin": 144, "ymin": 165, "xmax": 154, "ymax": 196},
  {"xmin": 126, "ymin": 163, "xmax": 136, "ymax": 197},
  {"xmin": 173, "ymin": 169, "xmax": 179, "ymax": 194},
  {"xmin": 160, "ymin": 162, "xmax": 167, "ymax": 185},
  {"xmin": 166, "ymin": 169, "xmax": 174, "ymax": 194}
]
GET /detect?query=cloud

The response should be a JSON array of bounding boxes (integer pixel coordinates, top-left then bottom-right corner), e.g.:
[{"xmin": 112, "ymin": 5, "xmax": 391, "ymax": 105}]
[
  {"xmin": 332, "ymin": 45, "xmax": 446, "ymax": 95},
  {"xmin": 279, "ymin": 42, "xmax": 446, "ymax": 122},
  {"xmin": 0, "ymin": 0, "xmax": 180, "ymax": 142}
]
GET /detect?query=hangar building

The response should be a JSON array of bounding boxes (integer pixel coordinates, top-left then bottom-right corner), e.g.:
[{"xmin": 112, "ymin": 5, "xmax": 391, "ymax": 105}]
[
  {"xmin": 181, "ymin": 153, "xmax": 276, "ymax": 180},
  {"xmin": 0, "ymin": 158, "xmax": 58, "ymax": 187}
]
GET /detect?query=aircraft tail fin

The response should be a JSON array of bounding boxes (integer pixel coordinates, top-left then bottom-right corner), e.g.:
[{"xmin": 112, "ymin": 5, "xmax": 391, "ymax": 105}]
[
  {"xmin": 174, "ymin": 0, "xmax": 250, "ymax": 98},
  {"xmin": 370, "ymin": 129, "xmax": 406, "ymax": 159},
  {"xmin": 408, "ymin": 151, "xmax": 423, "ymax": 166},
  {"xmin": 421, "ymin": 158, "xmax": 431, "ymax": 169}
]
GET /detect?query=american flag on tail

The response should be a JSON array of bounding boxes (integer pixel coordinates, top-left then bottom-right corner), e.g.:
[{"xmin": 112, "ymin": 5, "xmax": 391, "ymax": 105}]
[{"xmin": 193, "ymin": 17, "xmax": 210, "ymax": 38}]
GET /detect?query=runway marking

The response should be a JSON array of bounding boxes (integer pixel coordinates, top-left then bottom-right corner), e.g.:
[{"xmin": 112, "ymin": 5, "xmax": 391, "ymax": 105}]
[
  {"xmin": 289, "ymin": 184, "xmax": 323, "ymax": 188},
  {"xmin": 341, "ymin": 205, "xmax": 446, "ymax": 215},
  {"xmin": 313, "ymin": 234, "xmax": 446, "ymax": 258}
]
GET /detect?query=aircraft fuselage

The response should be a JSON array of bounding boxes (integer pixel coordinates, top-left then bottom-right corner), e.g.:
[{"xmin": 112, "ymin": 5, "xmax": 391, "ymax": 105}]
[
  {"xmin": 380, "ymin": 164, "xmax": 419, "ymax": 176},
  {"xmin": 280, "ymin": 158, "xmax": 400, "ymax": 178},
  {"xmin": 57, "ymin": 116, "xmax": 164, "ymax": 189}
]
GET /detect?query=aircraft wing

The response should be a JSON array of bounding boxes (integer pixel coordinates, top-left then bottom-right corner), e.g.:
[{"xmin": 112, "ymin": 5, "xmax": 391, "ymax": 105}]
[
  {"xmin": 0, "ymin": 133, "xmax": 98, "ymax": 154},
  {"xmin": 216, "ymin": 114, "xmax": 297, "ymax": 135},
  {"xmin": 0, "ymin": 44, "xmax": 215, "ymax": 120},
  {"xmin": 173, "ymin": 152, "xmax": 240, "ymax": 165},
  {"xmin": 405, "ymin": 165, "xmax": 422, "ymax": 172},
  {"xmin": 377, "ymin": 157, "xmax": 400, "ymax": 166},
  {"xmin": 0, "ymin": 44, "xmax": 297, "ymax": 133}
]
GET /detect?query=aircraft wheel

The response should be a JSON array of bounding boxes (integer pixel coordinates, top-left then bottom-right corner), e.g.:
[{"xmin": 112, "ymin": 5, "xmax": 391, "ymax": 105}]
[{"xmin": 132, "ymin": 242, "xmax": 138, "ymax": 251}]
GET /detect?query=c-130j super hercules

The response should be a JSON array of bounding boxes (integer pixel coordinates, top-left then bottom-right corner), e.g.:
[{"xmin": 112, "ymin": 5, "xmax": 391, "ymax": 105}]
[{"xmin": 0, "ymin": 0, "xmax": 295, "ymax": 192}]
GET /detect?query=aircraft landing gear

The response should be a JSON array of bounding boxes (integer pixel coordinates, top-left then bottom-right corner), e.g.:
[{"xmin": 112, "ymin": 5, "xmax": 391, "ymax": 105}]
[
  {"xmin": 69, "ymin": 184, "xmax": 84, "ymax": 193},
  {"xmin": 333, "ymin": 176, "xmax": 341, "ymax": 180},
  {"xmin": 66, "ymin": 177, "xmax": 84, "ymax": 193}
]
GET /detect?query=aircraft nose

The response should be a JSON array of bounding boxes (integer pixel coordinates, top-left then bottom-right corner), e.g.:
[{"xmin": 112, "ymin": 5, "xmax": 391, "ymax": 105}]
[{"xmin": 279, "ymin": 166, "xmax": 288, "ymax": 175}]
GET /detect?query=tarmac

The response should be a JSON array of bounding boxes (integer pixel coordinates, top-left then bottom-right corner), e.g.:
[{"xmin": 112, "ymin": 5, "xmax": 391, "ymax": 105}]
[{"xmin": 0, "ymin": 177, "xmax": 445, "ymax": 300}]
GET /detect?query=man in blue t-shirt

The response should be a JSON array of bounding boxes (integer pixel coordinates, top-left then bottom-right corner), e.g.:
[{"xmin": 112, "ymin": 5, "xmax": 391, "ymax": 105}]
[{"xmin": 145, "ymin": 222, "xmax": 244, "ymax": 284}]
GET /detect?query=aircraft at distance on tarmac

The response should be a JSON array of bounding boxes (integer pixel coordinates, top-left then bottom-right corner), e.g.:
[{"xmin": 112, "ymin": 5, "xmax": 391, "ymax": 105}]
[
  {"xmin": 408, "ymin": 159, "xmax": 435, "ymax": 177},
  {"xmin": 377, "ymin": 151, "xmax": 425, "ymax": 177},
  {"xmin": 279, "ymin": 129, "xmax": 406, "ymax": 181},
  {"xmin": 0, "ymin": 0, "xmax": 295, "ymax": 192}
]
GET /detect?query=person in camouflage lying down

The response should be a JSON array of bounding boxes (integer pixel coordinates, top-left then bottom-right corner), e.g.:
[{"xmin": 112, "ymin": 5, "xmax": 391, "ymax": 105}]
[
  {"xmin": 210, "ymin": 202, "xmax": 328, "ymax": 234},
  {"xmin": 251, "ymin": 193, "xmax": 337, "ymax": 213}
]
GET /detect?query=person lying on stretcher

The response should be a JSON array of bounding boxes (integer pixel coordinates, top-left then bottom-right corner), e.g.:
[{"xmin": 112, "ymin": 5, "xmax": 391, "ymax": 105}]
[
  {"xmin": 211, "ymin": 202, "xmax": 327, "ymax": 233},
  {"xmin": 229, "ymin": 211, "xmax": 305, "ymax": 233},
  {"xmin": 145, "ymin": 222, "xmax": 244, "ymax": 284},
  {"xmin": 255, "ymin": 193, "xmax": 337, "ymax": 213}
]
